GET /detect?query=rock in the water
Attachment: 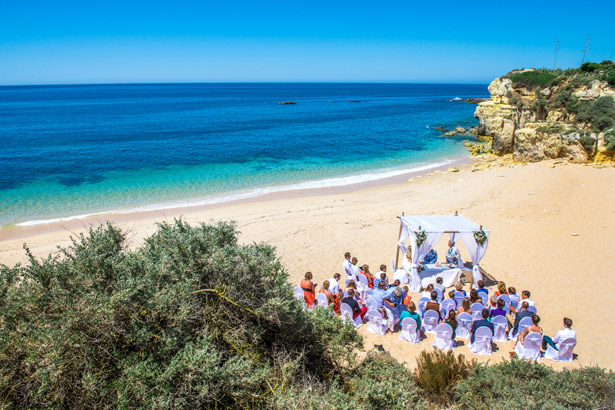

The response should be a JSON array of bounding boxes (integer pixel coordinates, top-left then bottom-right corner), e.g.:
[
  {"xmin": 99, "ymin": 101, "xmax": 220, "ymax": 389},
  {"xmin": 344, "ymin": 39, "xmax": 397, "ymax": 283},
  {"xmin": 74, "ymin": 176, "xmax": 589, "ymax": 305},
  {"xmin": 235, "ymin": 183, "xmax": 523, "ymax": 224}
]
[{"xmin": 454, "ymin": 126, "xmax": 466, "ymax": 133}]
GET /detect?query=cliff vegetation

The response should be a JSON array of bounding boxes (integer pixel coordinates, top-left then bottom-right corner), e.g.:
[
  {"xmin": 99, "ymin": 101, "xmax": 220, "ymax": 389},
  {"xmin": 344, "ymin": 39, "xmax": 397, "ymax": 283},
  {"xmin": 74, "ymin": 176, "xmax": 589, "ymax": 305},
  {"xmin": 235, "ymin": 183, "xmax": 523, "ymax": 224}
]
[{"xmin": 474, "ymin": 61, "xmax": 615, "ymax": 163}]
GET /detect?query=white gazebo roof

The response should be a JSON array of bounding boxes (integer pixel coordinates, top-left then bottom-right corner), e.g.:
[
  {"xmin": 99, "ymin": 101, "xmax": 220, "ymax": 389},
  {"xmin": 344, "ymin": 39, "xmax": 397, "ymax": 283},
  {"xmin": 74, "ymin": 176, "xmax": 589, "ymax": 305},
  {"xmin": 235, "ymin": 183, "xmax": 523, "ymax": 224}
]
[{"xmin": 398, "ymin": 215, "xmax": 488, "ymax": 234}]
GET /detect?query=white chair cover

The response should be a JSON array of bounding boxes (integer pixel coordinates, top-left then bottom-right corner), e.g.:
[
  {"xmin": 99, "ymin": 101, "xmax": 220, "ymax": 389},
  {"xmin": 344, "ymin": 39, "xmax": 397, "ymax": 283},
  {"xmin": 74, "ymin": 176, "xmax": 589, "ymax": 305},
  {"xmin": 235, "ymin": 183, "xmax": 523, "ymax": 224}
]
[
  {"xmin": 456, "ymin": 312, "xmax": 473, "ymax": 339},
  {"xmin": 514, "ymin": 332, "xmax": 542, "ymax": 360},
  {"xmin": 343, "ymin": 290, "xmax": 349, "ymax": 298},
  {"xmin": 544, "ymin": 337, "xmax": 576, "ymax": 362},
  {"xmin": 471, "ymin": 303, "xmax": 485, "ymax": 321},
  {"xmin": 527, "ymin": 305, "xmax": 537, "ymax": 315},
  {"xmin": 366, "ymin": 297, "xmax": 378, "ymax": 311},
  {"xmin": 423, "ymin": 310, "xmax": 440, "ymax": 333},
  {"xmin": 434, "ymin": 288, "xmax": 443, "ymax": 303},
  {"xmin": 417, "ymin": 297, "xmax": 430, "ymax": 313},
  {"xmin": 491, "ymin": 315, "xmax": 508, "ymax": 342},
  {"xmin": 358, "ymin": 274, "xmax": 369, "ymax": 291},
  {"xmin": 480, "ymin": 293, "xmax": 488, "ymax": 306},
  {"xmin": 433, "ymin": 323, "xmax": 455, "ymax": 351},
  {"xmin": 470, "ymin": 326, "xmax": 493, "ymax": 354},
  {"xmin": 399, "ymin": 317, "xmax": 420, "ymax": 343},
  {"xmin": 340, "ymin": 303, "xmax": 363, "ymax": 328},
  {"xmin": 294, "ymin": 286, "xmax": 305, "ymax": 300},
  {"xmin": 367, "ymin": 309, "xmax": 386, "ymax": 335},
  {"xmin": 316, "ymin": 293, "xmax": 329, "ymax": 307},
  {"xmin": 497, "ymin": 294, "xmax": 511, "ymax": 314},
  {"xmin": 441, "ymin": 299, "xmax": 456, "ymax": 316},
  {"xmin": 517, "ymin": 317, "xmax": 533, "ymax": 337},
  {"xmin": 454, "ymin": 295, "xmax": 465, "ymax": 309}
]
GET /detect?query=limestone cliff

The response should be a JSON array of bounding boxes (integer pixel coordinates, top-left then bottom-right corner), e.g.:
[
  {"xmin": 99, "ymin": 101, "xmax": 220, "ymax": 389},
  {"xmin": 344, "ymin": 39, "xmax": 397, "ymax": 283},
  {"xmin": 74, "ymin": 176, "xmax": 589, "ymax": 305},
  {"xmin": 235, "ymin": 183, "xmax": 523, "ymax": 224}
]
[{"xmin": 474, "ymin": 65, "xmax": 615, "ymax": 162}]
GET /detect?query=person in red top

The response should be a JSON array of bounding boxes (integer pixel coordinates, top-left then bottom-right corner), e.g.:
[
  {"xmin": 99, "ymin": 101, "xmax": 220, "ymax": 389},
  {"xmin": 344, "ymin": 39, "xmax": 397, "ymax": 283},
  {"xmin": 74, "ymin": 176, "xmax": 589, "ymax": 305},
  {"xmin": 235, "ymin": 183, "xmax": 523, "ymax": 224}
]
[
  {"xmin": 362, "ymin": 264, "xmax": 375, "ymax": 289},
  {"xmin": 300, "ymin": 271, "xmax": 317, "ymax": 308}
]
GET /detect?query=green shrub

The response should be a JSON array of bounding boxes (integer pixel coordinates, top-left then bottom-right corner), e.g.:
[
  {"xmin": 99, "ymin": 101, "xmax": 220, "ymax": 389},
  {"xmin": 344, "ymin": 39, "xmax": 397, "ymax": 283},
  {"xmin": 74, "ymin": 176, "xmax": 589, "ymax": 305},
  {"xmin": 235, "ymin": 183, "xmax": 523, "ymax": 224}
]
[
  {"xmin": 579, "ymin": 134, "xmax": 596, "ymax": 154},
  {"xmin": 580, "ymin": 62, "xmax": 603, "ymax": 73},
  {"xmin": 0, "ymin": 220, "xmax": 362, "ymax": 409},
  {"xmin": 604, "ymin": 128, "xmax": 615, "ymax": 152},
  {"xmin": 414, "ymin": 349, "xmax": 473, "ymax": 403},
  {"xmin": 508, "ymin": 70, "xmax": 558, "ymax": 89},
  {"xmin": 456, "ymin": 359, "xmax": 615, "ymax": 410},
  {"xmin": 600, "ymin": 60, "xmax": 614, "ymax": 66},
  {"xmin": 536, "ymin": 124, "xmax": 563, "ymax": 134},
  {"xmin": 576, "ymin": 96, "xmax": 615, "ymax": 131}
]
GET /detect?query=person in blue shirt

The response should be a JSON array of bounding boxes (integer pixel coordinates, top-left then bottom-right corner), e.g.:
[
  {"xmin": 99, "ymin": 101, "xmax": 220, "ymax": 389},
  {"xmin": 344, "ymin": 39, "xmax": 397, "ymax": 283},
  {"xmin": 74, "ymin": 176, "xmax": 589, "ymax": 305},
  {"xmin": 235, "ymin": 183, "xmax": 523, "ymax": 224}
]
[
  {"xmin": 371, "ymin": 281, "xmax": 389, "ymax": 308},
  {"xmin": 422, "ymin": 248, "xmax": 438, "ymax": 264},
  {"xmin": 476, "ymin": 279, "xmax": 488, "ymax": 296},
  {"xmin": 470, "ymin": 308, "xmax": 495, "ymax": 344}
]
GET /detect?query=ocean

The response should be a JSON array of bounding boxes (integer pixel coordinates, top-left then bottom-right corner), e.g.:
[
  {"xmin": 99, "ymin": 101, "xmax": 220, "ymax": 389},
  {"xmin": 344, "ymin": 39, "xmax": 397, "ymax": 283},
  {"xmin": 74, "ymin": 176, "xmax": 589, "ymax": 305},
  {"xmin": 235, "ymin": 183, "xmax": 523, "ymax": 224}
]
[{"xmin": 0, "ymin": 83, "xmax": 488, "ymax": 227}]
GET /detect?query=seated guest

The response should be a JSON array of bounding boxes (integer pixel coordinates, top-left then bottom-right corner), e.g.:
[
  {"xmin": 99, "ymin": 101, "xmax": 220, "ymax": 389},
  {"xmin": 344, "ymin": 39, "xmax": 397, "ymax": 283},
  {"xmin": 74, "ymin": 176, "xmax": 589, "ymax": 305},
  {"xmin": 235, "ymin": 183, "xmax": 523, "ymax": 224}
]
[
  {"xmin": 376, "ymin": 264, "xmax": 388, "ymax": 284},
  {"xmin": 447, "ymin": 290, "xmax": 456, "ymax": 300},
  {"xmin": 446, "ymin": 240, "xmax": 461, "ymax": 265},
  {"xmin": 319, "ymin": 280, "xmax": 335, "ymax": 306},
  {"xmin": 342, "ymin": 289, "xmax": 367, "ymax": 321},
  {"xmin": 510, "ymin": 301, "xmax": 532, "ymax": 338},
  {"xmin": 508, "ymin": 287, "xmax": 520, "ymax": 308},
  {"xmin": 457, "ymin": 297, "xmax": 472, "ymax": 315},
  {"xmin": 469, "ymin": 289, "xmax": 482, "ymax": 304},
  {"xmin": 374, "ymin": 271, "xmax": 388, "ymax": 289},
  {"xmin": 402, "ymin": 286, "xmax": 412, "ymax": 306},
  {"xmin": 517, "ymin": 314, "xmax": 543, "ymax": 345},
  {"xmin": 422, "ymin": 248, "xmax": 438, "ymax": 264},
  {"xmin": 434, "ymin": 276, "xmax": 446, "ymax": 293},
  {"xmin": 345, "ymin": 279, "xmax": 363, "ymax": 306},
  {"xmin": 362, "ymin": 264, "xmax": 375, "ymax": 289},
  {"xmin": 401, "ymin": 301, "xmax": 422, "ymax": 331},
  {"xmin": 542, "ymin": 317, "xmax": 576, "ymax": 351},
  {"xmin": 454, "ymin": 281, "xmax": 467, "ymax": 298},
  {"xmin": 476, "ymin": 280, "xmax": 488, "ymax": 296},
  {"xmin": 470, "ymin": 308, "xmax": 494, "ymax": 344},
  {"xmin": 511, "ymin": 290, "xmax": 534, "ymax": 314},
  {"xmin": 382, "ymin": 287, "xmax": 403, "ymax": 334},
  {"xmin": 372, "ymin": 281, "xmax": 388, "ymax": 309},
  {"xmin": 348, "ymin": 257, "xmax": 362, "ymax": 283},
  {"xmin": 445, "ymin": 310, "xmax": 458, "ymax": 340},
  {"xmin": 327, "ymin": 273, "xmax": 342, "ymax": 314},
  {"xmin": 390, "ymin": 279, "xmax": 401, "ymax": 288},
  {"xmin": 300, "ymin": 272, "xmax": 317, "ymax": 308},
  {"xmin": 424, "ymin": 291, "xmax": 442, "ymax": 319},
  {"xmin": 490, "ymin": 298, "xmax": 507, "ymax": 319},
  {"xmin": 421, "ymin": 284, "xmax": 434, "ymax": 300},
  {"xmin": 490, "ymin": 282, "xmax": 507, "ymax": 307}
]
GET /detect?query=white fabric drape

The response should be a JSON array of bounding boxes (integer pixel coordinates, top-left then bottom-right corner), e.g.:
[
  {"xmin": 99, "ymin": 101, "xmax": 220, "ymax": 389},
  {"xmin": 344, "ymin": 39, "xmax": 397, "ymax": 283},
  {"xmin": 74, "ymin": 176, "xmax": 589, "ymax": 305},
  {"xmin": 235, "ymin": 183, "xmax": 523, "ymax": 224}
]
[
  {"xmin": 459, "ymin": 231, "xmax": 489, "ymax": 288},
  {"xmin": 405, "ymin": 230, "xmax": 443, "ymax": 292}
]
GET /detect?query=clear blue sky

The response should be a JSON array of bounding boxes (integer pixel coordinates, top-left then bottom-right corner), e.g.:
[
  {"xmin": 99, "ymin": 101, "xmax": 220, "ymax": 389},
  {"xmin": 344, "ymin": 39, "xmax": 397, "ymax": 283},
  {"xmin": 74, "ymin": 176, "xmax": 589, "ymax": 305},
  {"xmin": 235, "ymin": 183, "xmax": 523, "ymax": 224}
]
[{"xmin": 1, "ymin": 0, "xmax": 614, "ymax": 85}]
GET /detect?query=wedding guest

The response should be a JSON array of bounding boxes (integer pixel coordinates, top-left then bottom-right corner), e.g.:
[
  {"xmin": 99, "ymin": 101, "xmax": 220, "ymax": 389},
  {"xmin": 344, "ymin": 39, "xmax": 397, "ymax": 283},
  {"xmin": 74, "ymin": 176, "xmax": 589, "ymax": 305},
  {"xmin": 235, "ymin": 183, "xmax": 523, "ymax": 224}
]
[
  {"xmin": 421, "ymin": 284, "xmax": 434, "ymax": 300},
  {"xmin": 319, "ymin": 280, "xmax": 335, "ymax": 306},
  {"xmin": 401, "ymin": 301, "xmax": 422, "ymax": 331},
  {"xmin": 469, "ymin": 289, "xmax": 482, "ymax": 304},
  {"xmin": 489, "ymin": 298, "xmax": 507, "ymax": 319},
  {"xmin": 511, "ymin": 301, "xmax": 532, "ymax": 338},
  {"xmin": 445, "ymin": 310, "xmax": 458, "ymax": 340},
  {"xmin": 477, "ymin": 280, "xmax": 488, "ymax": 296},
  {"xmin": 349, "ymin": 257, "xmax": 362, "ymax": 283},
  {"xmin": 362, "ymin": 264, "xmax": 375, "ymax": 289},
  {"xmin": 342, "ymin": 289, "xmax": 367, "ymax": 321},
  {"xmin": 300, "ymin": 272, "xmax": 317, "ymax": 308},
  {"xmin": 517, "ymin": 314, "xmax": 543, "ymax": 345},
  {"xmin": 470, "ymin": 309, "xmax": 494, "ymax": 344},
  {"xmin": 508, "ymin": 287, "xmax": 520, "ymax": 308},
  {"xmin": 454, "ymin": 281, "xmax": 467, "ymax": 298},
  {"xmin": 402, "ymin": 286, "xmax": 412, "ymax": 306},
  {"xmin": 434, "ymin": 276, "xmax": 446, "ymax": 292},
  {"xmin": 542, "ymin": 317, "xmax": 576, "ymax": 351},
  {"xmin": 424, "ymin": 291, "xmax": 442, "ymax": 319},
  {"xmin": 374, "ymin": 271, "xmax": 388, "ymax": 289},
  {"xmin": 457, "ymin": 297, "xmax": 472, "ymax": 315},
  {"xmin": 343, "ymin": 252, "xmax": 352, "ymax": 280}
]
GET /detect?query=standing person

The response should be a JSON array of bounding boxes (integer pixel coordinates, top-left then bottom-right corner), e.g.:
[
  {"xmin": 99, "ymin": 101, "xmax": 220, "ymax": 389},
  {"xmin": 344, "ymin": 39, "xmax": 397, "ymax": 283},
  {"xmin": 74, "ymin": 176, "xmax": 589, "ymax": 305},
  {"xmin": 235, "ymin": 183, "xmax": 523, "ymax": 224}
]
[
  {"xmin": 350, "ymin": 257, "xmax": 362, "ymax": 284},
  {"xmin": 542, "ymin": 317, "xmax": 576, "ymax": 351},
  {"xmin": 300, "ymin": 272, "xmax": 317, "ymax": 308},
  {"xmin": 327, "ymin": 273, "xmax": 342, "ymax": 314},
  {"xmin": 446, "ymin": 240, "xmax": 461, "ymax": 265},
  {"xmin": 343, "ymin": 252, "xmax": 353, "ymax": 281},
  {"xmin": 342, "ymin": 289, "xmax": 367, "ymax": 321}
]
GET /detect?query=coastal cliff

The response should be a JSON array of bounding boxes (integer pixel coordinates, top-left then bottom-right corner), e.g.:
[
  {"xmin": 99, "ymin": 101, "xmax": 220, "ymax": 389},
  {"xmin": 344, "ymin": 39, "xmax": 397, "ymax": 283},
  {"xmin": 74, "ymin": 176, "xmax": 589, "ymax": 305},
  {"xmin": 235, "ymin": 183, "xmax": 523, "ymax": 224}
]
[{"xmin": 474, "ymin": 62, "xmax": 615, "ymax": 162}]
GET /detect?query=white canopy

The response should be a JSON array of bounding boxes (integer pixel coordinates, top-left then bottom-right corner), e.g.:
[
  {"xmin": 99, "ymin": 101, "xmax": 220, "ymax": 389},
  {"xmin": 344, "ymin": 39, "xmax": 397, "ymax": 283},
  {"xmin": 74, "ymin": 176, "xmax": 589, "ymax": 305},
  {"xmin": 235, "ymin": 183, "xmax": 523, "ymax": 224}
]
[{"xmin": 397, "ymin": 214, "xmax": 490, "ymax": 292}]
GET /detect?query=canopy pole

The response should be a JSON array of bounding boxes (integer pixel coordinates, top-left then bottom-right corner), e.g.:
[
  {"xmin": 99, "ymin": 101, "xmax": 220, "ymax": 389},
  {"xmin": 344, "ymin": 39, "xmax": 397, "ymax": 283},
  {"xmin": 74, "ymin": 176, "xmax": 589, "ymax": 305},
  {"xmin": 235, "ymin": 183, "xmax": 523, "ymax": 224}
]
[{"xmin": 395, "ymin": 212, "xmax": 405, "ymax": 269}]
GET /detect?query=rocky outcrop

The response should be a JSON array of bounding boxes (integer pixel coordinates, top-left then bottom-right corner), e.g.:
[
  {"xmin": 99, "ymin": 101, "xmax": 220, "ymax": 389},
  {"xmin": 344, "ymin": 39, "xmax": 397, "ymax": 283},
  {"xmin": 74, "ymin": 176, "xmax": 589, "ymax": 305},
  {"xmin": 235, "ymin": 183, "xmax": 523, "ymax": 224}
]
[{"xmin": 474, "ymin": 70, "xmax": 614, "ymax": 162}]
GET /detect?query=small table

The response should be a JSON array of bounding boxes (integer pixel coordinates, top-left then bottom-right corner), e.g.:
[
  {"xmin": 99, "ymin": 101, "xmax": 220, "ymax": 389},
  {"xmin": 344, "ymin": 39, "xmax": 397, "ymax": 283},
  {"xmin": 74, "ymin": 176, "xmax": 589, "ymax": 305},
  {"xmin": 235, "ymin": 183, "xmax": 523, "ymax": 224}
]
[{"xmin": 419, "ymin": 264, "xmax": 462, "ymax": 288}]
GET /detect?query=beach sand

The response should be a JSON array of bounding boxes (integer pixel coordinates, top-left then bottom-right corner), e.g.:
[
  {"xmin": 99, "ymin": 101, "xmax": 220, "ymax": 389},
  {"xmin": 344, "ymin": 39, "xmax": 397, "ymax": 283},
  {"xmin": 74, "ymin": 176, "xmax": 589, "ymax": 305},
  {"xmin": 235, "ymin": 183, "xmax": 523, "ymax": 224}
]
[{"xmin": 1, "ymin": 160, "xmax": 614, "ymax": 370}]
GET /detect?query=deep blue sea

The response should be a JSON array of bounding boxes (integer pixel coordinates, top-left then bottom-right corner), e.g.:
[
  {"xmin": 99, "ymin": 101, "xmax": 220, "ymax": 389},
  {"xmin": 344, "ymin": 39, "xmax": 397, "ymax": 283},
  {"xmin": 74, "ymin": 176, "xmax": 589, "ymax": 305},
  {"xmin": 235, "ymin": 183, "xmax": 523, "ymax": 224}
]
[{"xmin": 0, "ymin": 83, "xmax": 488, "ymax": 227}]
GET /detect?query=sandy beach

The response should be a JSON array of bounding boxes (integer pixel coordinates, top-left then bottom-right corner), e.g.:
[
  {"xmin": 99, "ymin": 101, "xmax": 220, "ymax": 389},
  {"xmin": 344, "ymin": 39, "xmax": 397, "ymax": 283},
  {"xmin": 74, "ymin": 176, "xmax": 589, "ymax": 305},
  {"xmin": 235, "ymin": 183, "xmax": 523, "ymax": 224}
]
[{"xmin": 1, "ymin": 159, "xmax": 614, "ymax": 370}]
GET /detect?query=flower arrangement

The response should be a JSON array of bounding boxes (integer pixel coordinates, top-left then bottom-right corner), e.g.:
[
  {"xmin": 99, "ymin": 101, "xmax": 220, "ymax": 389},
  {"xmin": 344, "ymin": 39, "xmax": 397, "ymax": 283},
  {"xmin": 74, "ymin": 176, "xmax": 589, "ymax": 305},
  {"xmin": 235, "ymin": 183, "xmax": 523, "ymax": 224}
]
[
  {"xmin": 417, "ymin": 264, "xmax": 425, "ymax": 273},
  {"xmin": 415, "ymin": 230, "xmax": 427, "ymax": 248},
  {"xmin": 473, "ymin": 229, "xmax": 487, "ymax": 246}
]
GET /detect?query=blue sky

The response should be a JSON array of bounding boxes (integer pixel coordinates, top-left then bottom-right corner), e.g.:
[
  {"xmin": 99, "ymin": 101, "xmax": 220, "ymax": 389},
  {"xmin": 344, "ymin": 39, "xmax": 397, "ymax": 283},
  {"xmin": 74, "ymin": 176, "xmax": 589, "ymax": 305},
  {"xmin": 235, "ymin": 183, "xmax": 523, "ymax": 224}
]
[{"xmin": 1, "ymin": 0, "xmax": 614, "ymax": 85}]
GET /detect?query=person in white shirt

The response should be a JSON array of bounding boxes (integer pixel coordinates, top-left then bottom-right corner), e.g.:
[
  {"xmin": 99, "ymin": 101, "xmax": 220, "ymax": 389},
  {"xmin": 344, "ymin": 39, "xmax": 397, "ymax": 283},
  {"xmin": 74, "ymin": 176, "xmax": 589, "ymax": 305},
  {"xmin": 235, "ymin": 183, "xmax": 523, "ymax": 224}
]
[
  {"xmin": 349, "ymin": 257, "xmax": 362, "ymax": 283},
  {"xmin": 542, "ymin": 317, "xmax": 576, "ymax": 351},
  {"xmin": 446, "ymin": 240, "xmax": 461, "ymax": 265},
  {"xmin": 512, "ymin": 290, "xmax": 535, "ymax": 313},
  {"xmin": 328, "ymin": 273, "xmax": 341, "ymax": 297},
  {"xmin": 343, "ymin": 252, "xmax": 353, "ymax": 279}
]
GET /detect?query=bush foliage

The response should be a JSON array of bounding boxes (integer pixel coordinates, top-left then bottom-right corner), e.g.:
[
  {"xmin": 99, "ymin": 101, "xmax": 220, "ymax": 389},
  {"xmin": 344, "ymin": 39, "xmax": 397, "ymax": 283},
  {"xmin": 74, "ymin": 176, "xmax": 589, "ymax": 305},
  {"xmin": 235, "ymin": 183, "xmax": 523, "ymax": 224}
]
[
  {"xmin": 1, "ymin": 221, "xmax": 615, "ymax": 409},
  {"xmin": 508, "ymin": 70, "xmax": 558, "ymax": 89}
]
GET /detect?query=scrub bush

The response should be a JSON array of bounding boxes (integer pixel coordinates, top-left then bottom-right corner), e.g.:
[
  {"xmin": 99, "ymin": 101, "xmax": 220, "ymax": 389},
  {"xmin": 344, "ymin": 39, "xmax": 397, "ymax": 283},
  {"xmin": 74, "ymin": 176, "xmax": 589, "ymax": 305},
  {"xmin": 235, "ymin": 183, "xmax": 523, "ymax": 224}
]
[{"xmin": 414, "ymin": 349, "xmax": 473, "ymax": 403}]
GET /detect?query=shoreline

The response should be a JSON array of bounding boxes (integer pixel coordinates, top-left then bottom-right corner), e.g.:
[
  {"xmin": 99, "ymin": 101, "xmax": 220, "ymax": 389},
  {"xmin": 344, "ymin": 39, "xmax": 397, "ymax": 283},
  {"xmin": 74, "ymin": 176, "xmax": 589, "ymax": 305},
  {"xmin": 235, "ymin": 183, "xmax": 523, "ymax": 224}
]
[{"xmin": 0, "ymin": 155, "xmax": 471, "ymax": 241}]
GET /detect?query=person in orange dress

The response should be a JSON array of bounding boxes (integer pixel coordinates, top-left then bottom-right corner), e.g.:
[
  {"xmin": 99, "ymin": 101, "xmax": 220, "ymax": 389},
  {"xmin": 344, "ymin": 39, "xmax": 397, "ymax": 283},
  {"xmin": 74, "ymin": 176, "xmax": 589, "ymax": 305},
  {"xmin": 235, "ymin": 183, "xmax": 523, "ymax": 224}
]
[
  {"xmin": 300, "ymin": 271, "xmax": 317, "ymax": 308},
  {"xmin": 362, "ymin": 264, "xmax": 375, "ymax": 289},
  {"xmin": 402, "ymin": 286, "xmax": 412, "ymax": 306}
]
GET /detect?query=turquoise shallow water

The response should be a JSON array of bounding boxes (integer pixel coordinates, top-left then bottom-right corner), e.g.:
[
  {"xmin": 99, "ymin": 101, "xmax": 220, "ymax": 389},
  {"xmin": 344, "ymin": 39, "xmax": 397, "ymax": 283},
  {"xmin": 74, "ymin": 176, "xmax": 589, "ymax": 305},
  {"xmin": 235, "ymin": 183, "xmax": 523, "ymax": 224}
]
[{"xmin": 0, "ymin": 83, "xmax": 487, "ymax": 226}]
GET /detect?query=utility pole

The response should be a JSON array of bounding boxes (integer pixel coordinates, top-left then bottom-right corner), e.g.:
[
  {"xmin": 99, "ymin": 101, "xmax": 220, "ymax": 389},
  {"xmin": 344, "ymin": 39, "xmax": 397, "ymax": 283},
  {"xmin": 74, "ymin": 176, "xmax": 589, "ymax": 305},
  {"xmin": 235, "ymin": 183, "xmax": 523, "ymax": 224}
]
[
  {"xmin": 581, "ymin": 35, "xmax": 591, "ymax": 64},
  {"xmin": 553, "ymin": 39, "xmax": 559, "ymax": 70}
]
